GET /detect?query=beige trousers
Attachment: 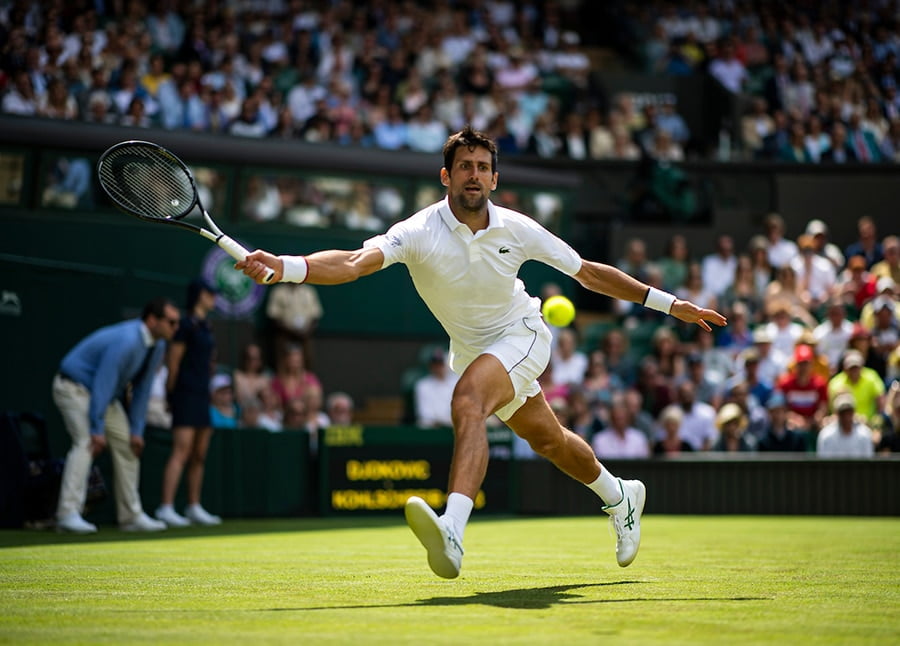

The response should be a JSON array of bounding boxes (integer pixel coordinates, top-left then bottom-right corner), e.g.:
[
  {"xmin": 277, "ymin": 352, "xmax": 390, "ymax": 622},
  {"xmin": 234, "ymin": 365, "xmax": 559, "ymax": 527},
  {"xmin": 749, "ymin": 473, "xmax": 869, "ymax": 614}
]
[{"xmin": 53, "ymin": 375, "xmax": 144, "ymax": 524}]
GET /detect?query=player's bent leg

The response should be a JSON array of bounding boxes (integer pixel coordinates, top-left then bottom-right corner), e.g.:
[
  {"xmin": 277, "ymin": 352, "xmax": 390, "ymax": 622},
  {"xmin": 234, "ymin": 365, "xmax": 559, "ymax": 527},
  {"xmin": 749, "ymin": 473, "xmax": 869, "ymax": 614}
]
[
  {"xmin": 446, "ymin": 353, "xmax": 515, "ymax": 497},
  {"xmin": 506, "ymin": 393, "xmax": 646, "ymax": 567},
  {"xmin": 505, "ymin": 392, "xmax": 600, "ymax": 484},
  {"xmin": 405, "ymin": 354, "xmax": 512, "ymax": 578}
]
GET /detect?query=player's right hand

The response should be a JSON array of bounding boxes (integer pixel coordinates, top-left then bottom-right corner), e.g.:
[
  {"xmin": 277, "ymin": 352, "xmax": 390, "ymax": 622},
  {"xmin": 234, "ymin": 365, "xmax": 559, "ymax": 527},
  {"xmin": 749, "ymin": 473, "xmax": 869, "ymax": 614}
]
[{"xmin": 236, "ymin": 250, "xmax": 283, "ymax": 284}]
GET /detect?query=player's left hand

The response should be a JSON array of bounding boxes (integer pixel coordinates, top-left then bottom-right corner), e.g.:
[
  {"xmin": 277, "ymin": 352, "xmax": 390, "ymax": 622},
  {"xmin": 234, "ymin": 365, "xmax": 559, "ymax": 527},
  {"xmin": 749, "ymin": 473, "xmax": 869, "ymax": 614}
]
[{"xmin": 670, "ymin": 300, "xmax": 727, "ymax": 332}]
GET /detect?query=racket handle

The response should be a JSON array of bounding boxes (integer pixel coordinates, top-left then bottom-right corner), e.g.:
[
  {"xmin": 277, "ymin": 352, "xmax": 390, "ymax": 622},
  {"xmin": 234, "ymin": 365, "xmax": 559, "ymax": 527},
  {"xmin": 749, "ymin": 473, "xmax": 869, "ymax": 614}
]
[{"xmin": 217, "ymin": 235, "xmax": 276, "ymax": 284}]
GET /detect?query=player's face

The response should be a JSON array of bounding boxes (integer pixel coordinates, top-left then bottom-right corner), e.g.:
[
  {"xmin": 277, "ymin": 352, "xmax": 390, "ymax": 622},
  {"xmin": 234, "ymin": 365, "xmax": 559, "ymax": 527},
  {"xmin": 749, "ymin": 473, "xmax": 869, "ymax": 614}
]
[{"xmin": 442, "ymin": 146, "xmax": 498, "ymax": 214}]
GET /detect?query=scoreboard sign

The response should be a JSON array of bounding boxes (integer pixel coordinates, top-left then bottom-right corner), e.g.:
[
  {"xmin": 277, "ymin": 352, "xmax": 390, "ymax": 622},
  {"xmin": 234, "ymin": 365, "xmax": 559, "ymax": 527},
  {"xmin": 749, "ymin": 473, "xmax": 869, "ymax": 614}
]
[{"xmin": 318, "ymin": 425, "xmax": 514, "ymax": 515}]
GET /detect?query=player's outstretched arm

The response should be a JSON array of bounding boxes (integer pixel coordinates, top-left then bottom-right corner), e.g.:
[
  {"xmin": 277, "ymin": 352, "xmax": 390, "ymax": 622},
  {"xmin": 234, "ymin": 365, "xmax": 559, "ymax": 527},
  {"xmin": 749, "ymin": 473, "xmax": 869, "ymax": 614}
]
[
  {"xmin": 237, "ymin": 247, "xmax": 385, "ymax": 285},
  {"xmin": 574, "ymin": 260, "xmax": 727, "ymax": 331}
]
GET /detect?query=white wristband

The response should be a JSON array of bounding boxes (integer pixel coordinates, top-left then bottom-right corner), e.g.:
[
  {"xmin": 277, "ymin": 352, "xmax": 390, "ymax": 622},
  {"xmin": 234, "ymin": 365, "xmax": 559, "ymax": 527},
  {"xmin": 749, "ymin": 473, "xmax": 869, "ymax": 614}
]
[
  {"xmin": 643, "ymin": 287, "xmax": 676, "ymax": 314},
  {"xmin": 280, "ymin": 255, "xmax": 309, "ymax": 283}
]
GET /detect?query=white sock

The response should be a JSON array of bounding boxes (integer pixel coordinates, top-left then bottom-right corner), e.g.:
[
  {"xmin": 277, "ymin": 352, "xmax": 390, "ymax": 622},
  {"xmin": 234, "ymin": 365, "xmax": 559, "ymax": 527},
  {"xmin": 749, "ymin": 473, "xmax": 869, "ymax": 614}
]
[
  {"xmin": 586, "ymin": 466, "xmax": 623, "ymax": 507},
  {"xmin": 441, "ymin": 492, "xmax": 474, "ymax": 540},
  {"xmin": 158, "ymin": 503, "xmax": 174, "ymax": 512}
]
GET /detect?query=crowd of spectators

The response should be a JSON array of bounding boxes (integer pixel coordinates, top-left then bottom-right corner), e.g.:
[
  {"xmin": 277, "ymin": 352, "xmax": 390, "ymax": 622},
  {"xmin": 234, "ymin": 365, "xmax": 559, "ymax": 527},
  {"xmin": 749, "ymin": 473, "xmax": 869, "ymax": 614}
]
[
  {"xmin": 148, "ymin": 338, "xmax": 356, "ymax": 456},
  {"xmin": 634, "ymin": 1, "xmax": 900, "ymax": 162},
  {"xmin": 0, "ymin": 1, "xmax": 611, "ymax": 158},
  {"xmin": 3, "ymin": 2, "xmax": 900, "ymax": 164},
  {"xmin": 3, "ymin": 2, "xmax": 898, "ymax": 459},
  {"xmin": 535, "ymin": 213, "xmax": 900, "ymax": 458}
]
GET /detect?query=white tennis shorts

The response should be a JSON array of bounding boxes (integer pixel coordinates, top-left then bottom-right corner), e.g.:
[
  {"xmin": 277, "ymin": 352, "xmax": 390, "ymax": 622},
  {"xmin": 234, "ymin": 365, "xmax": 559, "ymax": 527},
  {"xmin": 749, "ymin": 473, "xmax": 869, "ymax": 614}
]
[{"xmin": 449, "ymin": 315, "xmax": 552, "ymax": 421}]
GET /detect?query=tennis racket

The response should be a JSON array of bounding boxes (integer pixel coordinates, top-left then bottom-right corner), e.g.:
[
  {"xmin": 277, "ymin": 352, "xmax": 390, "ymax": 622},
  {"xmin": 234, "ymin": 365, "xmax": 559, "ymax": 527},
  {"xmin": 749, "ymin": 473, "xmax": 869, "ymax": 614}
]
[{"xmin": 97, "ymin": 140, "xmax": 275, "ymax": 283}]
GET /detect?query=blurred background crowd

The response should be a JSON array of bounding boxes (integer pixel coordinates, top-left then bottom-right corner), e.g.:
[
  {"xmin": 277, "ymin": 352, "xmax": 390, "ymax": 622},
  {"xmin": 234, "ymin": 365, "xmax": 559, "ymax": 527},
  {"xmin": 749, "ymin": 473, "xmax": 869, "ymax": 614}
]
[
  {"xmin": 157, "ymin": 210, "xmax": 900, "ymax": 460},
  {"xmin": 2, "ymin": 0, "xmax": 899, "ymax": 458},
  {"xmin": 535, "ymin": 212, "xmax": 899, "ymax": 459},
  {"xmin": 3, "ymin": 0, "xmax": 900, "ymax": 162}
]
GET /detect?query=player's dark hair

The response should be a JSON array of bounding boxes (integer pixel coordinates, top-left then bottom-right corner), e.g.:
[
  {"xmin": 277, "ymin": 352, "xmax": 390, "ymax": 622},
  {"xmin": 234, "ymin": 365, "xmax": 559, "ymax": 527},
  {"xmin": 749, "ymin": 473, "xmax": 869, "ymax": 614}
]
[
  {"xmin": 443, "ymin": 125, "xmax": 498, "ymax": 174},
  {"xmin": 141, "ymin": 297, "xmax": 175, "ymax": 321}
]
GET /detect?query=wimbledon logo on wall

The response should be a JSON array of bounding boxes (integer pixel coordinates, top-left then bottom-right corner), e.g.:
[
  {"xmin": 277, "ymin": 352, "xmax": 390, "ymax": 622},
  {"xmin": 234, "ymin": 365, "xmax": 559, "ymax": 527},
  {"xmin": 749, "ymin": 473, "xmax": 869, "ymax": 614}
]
[{"xmin": 201, "ymin": 245, "xmax": 265, "ymax": 318}]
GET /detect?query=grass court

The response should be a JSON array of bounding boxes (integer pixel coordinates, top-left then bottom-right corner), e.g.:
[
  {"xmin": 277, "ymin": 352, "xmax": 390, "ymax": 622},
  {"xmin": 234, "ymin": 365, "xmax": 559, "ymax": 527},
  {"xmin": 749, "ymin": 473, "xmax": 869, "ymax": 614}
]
[{"xmin": 1, "ymin": 515, "xmax": 897, "ymax": 644}]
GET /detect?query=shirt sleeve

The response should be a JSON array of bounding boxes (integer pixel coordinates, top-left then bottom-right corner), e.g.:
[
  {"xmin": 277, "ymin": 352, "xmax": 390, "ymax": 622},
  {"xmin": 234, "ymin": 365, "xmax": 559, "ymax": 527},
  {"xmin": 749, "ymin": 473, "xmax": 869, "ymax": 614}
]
[
  {"xmin": 363, "ymin": 218, "xmax": 421, "ymax": 269},
  {"xmin": 516, "ymin": 215, "xmax": 582, "ymax": 276},
  {"xmin": 88, "ymin": 343, "xmax": 131, "ymax": 436}
]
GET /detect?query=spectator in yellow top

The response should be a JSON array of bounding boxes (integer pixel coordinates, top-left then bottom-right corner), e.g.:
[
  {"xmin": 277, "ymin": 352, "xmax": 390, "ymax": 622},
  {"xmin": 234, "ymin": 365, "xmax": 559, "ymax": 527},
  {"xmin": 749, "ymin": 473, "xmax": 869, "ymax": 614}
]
[{"xmin": 827, "ymin": 350, "xmax": 886, "ymax": 424}]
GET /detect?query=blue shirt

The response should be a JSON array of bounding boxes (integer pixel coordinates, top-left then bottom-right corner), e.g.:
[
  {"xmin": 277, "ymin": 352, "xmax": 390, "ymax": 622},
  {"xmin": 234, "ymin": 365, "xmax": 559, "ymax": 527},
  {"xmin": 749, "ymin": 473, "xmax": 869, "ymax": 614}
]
[
  {"xmin": 209, "ymin": 404, "xmax": 238, "ymax": 429},
  {"xmin": 373, "ymin": 121, "xmax": 408, "ymax": 150},
  {"xmin": 59, "ymin": 319, "xmax": 164, "ymax": 437}
]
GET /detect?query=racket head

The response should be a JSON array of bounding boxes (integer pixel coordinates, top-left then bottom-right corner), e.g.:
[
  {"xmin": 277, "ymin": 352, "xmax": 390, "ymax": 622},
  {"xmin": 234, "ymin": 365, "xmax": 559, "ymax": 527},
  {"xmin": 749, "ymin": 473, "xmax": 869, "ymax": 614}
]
[{"xmin": 97, "ymin": 140, "xmax": 199, "ymax": 222}]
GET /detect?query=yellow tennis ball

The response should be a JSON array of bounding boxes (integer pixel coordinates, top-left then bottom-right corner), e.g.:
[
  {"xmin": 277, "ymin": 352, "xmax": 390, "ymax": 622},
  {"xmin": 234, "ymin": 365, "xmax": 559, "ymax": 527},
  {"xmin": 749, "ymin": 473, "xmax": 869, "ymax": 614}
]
[{"xmin": 541, "ymin": 295, "xmax": 576, "ymax": 327}]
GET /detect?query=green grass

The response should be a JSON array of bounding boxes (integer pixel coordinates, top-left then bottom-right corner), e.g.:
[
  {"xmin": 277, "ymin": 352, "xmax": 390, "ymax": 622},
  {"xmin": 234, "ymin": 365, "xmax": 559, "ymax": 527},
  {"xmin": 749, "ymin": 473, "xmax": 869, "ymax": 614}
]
[{"xmin": 1, "ymin": 516, "xmax": 898, "ymax": 645}]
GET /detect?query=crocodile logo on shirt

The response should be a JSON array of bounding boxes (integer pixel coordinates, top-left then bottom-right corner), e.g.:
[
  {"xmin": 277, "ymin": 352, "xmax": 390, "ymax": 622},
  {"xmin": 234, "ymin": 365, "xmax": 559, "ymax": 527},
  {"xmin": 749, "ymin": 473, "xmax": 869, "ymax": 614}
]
[{"xmin": 499, "ymin": 247, "xmax": 511, "ymax": 254}]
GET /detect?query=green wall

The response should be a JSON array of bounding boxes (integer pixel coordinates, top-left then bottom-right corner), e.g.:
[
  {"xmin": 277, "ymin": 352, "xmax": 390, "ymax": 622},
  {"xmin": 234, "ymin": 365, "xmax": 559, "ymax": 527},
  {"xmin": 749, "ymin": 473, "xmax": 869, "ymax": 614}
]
[{"xmin": 0, "ymin": 209, "xmax": 568, "ymax": 435}]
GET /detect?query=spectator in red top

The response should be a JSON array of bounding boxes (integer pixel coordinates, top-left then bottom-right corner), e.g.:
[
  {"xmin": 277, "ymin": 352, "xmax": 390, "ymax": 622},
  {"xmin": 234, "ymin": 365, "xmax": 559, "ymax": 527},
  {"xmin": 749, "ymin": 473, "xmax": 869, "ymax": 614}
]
[
  {"xmin": 838, "ymin": 255, "xmax": 878, "ymax": 311},
  {"xmin": 775, "ymin": 344, "xmax": 829, "ymax": 433}
]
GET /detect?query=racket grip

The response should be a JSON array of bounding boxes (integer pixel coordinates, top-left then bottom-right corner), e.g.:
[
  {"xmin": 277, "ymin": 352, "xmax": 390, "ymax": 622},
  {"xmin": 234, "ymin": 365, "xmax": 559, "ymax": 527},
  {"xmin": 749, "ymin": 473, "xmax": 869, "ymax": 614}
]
[{"xmin": 217, "ymin": 235, "xmax": 276, "ymax": 284}]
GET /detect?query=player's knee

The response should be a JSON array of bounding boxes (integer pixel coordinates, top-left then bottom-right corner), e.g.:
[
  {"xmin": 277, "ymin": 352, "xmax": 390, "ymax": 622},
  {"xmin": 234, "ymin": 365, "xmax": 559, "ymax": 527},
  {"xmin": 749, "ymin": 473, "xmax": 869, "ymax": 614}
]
[
  {"xmin": 527, "ymin": 428, "xmax": 567, "ymax": 459},
  {"xmin": 450, "ymin": 390, "xmax": 491, "ymax": 426}
]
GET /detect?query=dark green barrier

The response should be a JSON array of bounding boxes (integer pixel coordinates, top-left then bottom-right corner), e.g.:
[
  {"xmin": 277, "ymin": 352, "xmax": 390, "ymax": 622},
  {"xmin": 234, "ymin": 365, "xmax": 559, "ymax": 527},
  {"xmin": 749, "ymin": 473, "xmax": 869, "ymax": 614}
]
[
  {"xmin": 317, "ymin": 425, "xmax": 515, "ymax": 515},
  {"xmin": 516, "ymin": 456, "xmax": 900, "ymax": 516},
  {"xmin": 75, "ymin": 427, "xmax": 899, "ymax": 527},
  {"xmin": 85, "ymin": 425, "xmax": 310, "ymax": 526}
]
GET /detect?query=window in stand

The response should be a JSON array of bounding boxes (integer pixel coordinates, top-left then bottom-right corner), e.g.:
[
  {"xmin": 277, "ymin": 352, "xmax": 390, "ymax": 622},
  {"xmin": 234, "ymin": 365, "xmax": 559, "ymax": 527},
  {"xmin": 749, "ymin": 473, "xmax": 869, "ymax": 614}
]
[
  {"xmin": 495, "ymin": 189, "xmax": 565, "ymax": 233},
  {"xmin": 0, "ymin": 151, "xmax": 25, "ymax": 206},
  {"xmin": 40, "ymin": 149, "xmax": 231, "ymax": 222},
  {"xmin": 39, "ymin": 154, "xmax": 95, "ymax": 210},
  {"xmin": 240, "ymin": 170, "xmax": 408, "ymax": 231},
  {"xmin": 184, "ymin": 165, "xmax": 230, "ymax": 220}
]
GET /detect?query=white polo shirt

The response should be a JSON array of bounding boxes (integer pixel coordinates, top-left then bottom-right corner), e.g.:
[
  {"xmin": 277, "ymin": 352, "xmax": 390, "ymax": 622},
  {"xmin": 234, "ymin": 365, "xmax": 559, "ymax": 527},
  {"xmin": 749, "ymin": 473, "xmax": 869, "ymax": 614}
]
[{"xmin": 364, "ymin": 197, "xmax": 582, "ymax": 358}]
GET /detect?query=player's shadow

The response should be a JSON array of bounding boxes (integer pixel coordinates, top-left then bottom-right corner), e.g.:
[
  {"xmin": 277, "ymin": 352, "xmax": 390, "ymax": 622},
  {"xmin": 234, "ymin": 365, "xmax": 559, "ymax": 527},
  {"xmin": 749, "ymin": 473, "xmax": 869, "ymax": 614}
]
[{"xmin": 267, "ymin": 581, "xmax": 770, "ymax": 612}]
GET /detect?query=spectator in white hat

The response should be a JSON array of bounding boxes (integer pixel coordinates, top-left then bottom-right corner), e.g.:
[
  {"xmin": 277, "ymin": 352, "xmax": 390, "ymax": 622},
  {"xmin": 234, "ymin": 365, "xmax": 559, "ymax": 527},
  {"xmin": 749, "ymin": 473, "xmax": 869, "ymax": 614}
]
[
  {"xmin": 209, "ymin": 373, "xmax": 239, "ymax": 430},
  {"xmin": 816, "ymin": 392, "xmax": 874, "ymax": 458},
  {"xmin": 805, "ymin": 219, "xmax": 845, "ymax": 270},
  {"xmin": 712, "ymin": 402, "xmax": 756, "ymax": 452},
  {"xmin": 790, "ymin": 234, "xmax": 837, "ymax": 310},
  {"xmin": 813, "ymin": 298, "xmax": 855, "ymax": 372},
  {"xmin": 858, "ymin": 277, "xmax": 899, "ymax": 330},
  {"xmin": 764, "ymin": 213, "xmax": 798, "ymax": 270}
]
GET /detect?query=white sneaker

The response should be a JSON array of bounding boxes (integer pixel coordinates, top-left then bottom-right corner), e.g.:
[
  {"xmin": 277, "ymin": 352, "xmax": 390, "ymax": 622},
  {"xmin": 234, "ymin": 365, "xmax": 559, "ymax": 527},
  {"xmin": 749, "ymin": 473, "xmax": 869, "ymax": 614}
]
[
  {"xmin": 602, "ymin": 479, "xmax": 646, "ymax": 567},
  {"xmin": 120, "ymin": 512, "xmax": 167, "ymax": 532},
  {"xmin": 185, "ymin": 504, "xmax": 222, "ymax": 526},
  {"xmin": 56, "ymin": 513, "xmax": 98, "ymax": 534},
  {"xmin": 405, "ymin": 496, "xmax": 464, "ymax": 579},
  {"xmin": 155, "ymin": 505, "xmax": 190, "ymax": 528}
]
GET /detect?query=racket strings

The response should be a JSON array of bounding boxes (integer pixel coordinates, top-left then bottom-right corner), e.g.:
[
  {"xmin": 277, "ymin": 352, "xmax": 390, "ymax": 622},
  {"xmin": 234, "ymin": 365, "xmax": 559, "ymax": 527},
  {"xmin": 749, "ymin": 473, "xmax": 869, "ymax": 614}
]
[{"xmin": 99, "ymin": 146, "xmax": 196, "ymax": 220}]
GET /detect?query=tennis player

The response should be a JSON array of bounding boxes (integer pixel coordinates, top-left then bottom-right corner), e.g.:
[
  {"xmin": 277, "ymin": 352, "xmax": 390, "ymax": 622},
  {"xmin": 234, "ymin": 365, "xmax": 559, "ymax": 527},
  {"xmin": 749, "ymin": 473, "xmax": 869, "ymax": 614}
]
[{"xmin": 237, "ymin": 126, "xmax": 726, "ymax": 578}]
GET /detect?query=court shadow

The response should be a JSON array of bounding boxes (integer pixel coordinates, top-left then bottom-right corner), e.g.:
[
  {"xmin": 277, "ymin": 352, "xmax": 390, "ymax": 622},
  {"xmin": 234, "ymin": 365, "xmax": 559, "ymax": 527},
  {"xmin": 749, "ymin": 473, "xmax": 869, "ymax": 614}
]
[
  {"xmin": 418, "ymin": 581, "xmax": 638, "ymax": 610},
  {"xmin": 266, "ymin": 581, "xmax": 771, "ymax": 612}
]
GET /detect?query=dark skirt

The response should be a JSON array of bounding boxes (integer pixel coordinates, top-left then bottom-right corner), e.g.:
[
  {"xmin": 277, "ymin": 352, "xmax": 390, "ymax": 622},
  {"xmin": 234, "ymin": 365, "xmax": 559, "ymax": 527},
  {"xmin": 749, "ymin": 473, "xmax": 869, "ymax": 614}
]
[{"xmin": 169, "ymin": 388, "xmax": 211, "ymax": 428}]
